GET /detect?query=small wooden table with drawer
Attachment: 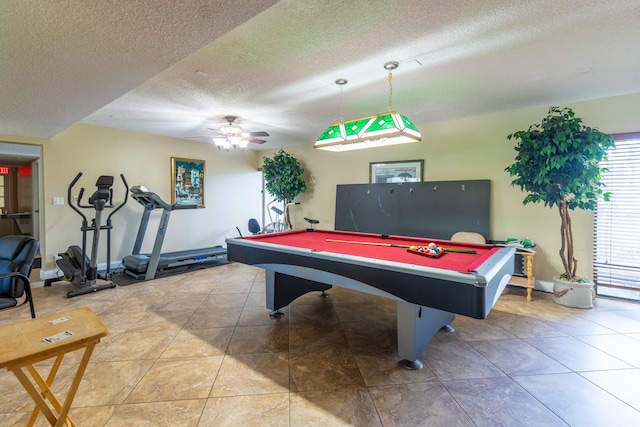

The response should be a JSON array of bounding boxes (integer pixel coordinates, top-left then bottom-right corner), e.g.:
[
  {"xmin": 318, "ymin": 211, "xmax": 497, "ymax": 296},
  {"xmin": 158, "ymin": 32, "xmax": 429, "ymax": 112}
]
[
  {"xmin": 507, "ymin": 248, "xmax": 536, "ymax": 300},
  {"xmin": 0, "ymin": 307, "xmax": 108, "ymax": 426}
]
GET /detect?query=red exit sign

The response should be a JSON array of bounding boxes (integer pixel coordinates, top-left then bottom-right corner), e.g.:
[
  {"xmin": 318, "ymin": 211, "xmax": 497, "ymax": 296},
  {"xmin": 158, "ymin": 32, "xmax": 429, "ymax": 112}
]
[{"xmin": 0, "ymin": 166, "xmax": 9, "ymax": 175}]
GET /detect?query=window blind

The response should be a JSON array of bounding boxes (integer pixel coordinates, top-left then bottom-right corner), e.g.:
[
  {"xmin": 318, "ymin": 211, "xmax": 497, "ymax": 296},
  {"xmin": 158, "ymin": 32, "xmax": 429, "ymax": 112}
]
[{"xmin": 594, "ymin": 133, "xmax": 640, "ymax": 299}]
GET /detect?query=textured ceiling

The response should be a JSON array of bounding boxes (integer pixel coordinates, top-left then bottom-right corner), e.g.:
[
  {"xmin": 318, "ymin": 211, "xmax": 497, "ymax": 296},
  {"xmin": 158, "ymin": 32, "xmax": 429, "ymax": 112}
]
[{"xmin": 2, "ymin": 0, "xmax": 640, "ymax": 152}]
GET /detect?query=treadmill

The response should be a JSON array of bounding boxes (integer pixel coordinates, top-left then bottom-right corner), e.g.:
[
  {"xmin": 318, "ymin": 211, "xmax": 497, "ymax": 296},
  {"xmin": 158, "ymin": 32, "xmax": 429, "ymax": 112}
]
[{"xmin": 122, "ymin": 186, "xmax": 227, "ymax": 280}]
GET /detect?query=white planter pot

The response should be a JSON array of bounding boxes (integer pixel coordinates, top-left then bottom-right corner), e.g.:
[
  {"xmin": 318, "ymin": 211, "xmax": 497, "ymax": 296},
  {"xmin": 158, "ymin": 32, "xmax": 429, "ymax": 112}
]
[{"xmin": 552, "ymin": 276, "xmax": 594, "ymax": 309}]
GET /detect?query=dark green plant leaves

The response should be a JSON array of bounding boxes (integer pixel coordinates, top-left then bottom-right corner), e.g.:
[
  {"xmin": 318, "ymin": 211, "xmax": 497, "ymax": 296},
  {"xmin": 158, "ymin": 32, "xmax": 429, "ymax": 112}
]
[
  {"xmin": 262, "ymin": 149, "xmax": 307, "ymax": 202},
  {"xmin": 505, "ymin": 106, "xmax": 615, "ymax": 280}
]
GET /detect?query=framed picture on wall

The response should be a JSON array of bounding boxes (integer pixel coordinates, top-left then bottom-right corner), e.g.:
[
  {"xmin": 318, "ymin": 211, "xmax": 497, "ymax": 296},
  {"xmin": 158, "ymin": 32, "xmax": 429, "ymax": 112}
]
[
  {"xmin": 369, "ymin": 159, "xmax": 424, "ymax": 184},
  {"xmin": 171, "ymin": 157, "xmax": 205, "ymax": 207}
]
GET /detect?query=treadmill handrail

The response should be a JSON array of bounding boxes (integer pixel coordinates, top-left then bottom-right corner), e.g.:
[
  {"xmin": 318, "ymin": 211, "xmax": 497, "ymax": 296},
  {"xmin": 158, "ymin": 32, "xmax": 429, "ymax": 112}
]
[{"xmin": 130, "ymin": 186, "xmax": 196, "ymax": 211}]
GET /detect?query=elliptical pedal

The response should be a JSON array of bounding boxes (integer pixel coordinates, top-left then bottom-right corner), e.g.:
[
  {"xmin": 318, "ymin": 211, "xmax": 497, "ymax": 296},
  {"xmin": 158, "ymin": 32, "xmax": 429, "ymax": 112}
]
[{"xmin": 56, "ymin": 256, "xmax": 78, "ymax": 273}]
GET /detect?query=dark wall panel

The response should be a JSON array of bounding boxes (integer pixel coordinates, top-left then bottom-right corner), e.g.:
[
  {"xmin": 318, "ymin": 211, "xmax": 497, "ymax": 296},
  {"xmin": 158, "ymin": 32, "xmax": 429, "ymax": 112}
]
[{"xmin": 334, "ymin": 180, "xmax": 490, "ymax": 240}]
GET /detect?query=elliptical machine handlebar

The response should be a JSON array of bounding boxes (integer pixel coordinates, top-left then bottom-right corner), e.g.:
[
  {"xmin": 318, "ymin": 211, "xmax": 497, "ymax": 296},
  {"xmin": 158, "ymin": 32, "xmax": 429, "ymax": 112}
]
[
  {"xmin": 68, "ymin": 172, "xmax": 87, "ymax": 222},
  {"xmin": 68, "ymin": 173, "xmax": 128, "ymax": 216},
  {"xmin": 108, "ymin": 174, "xmax": 129, "ymax": 221}
]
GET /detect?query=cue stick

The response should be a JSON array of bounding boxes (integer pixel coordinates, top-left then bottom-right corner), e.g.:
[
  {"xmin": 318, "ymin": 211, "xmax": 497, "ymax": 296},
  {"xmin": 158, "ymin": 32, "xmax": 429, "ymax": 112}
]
[{"xmin": 325, "ymin": 238, "xmax": 477, "ymax": 254}]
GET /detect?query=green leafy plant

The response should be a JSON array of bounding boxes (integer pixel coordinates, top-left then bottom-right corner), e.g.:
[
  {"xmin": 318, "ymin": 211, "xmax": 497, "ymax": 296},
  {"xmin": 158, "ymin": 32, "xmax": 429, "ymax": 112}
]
[
  {"xmin": 263, "ymin": 150, "xmax": 307, "ymax": 227},
  {"xmin": 505, "ymin": 106, "xmax": 615, "ymax": 281}
]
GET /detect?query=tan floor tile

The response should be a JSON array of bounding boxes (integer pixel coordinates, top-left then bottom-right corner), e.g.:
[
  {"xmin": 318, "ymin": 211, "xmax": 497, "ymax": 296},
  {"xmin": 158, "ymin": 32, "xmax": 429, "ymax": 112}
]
[
  {"xmin": 126, "ymin": 356, "xmax": 223, "ymax": 403},
  {"xmin": 23, "ymin": 405, "xmax": 117, "ymax": 427},
  {"xmin": 200, "ymin": 292, "xmax": 248, "ymax": 309},
  {"xmin": 150, "ymin": 292, "xmax": 208, "ymax": 311},
  {"xmin": 443, "ymin": 377, "xmax": 565, "ymax": 426},
  {"xmin": 95, "ymin": 305, "xmax": 149, "ymax": 333},
  {"xmin": 209, "ymin": 279, "xmax": 253, "ymax": 294},
  {"xmin": 487, "ymin": 310, "xmax": 568, "ymax": 338},
  {"xmin": 210, "ymin": 352, "xmax": 289, "ymax": 397},
  {"xmin": 289, "ymin": 323, "xmax": 349, "ymax": 353},
  {"xmin": 72, "ymin": 360, "xmax": 155, "ymax": 406},
  {"xmin": 92, "ymin": 330, "xmax": 177, "ymax": 362},
  {"xmin": 332, "ymin": 302, "xmax": 387, "ymax": 322},
  {"xmin": 160, "ymin": 328, "xmax": 234, "ymax": 358},
  {"xmin": 470, "ymin": 338, "xmax": 571, "ymax": 376},
  {"xmin": 104, "ymin": 399, "xmax": 206, "ymax": 427},
  {"xmin": 423, "ymin": 334, "xmax": 505, "ymax": 380},
  {"xmin": 580, "ymin": 368, "xmax": 640, "ymax": 411},
  {"xmin": 369, "ymin": 381, "xmax": 474, "ymax": 426},
  {"xmin": 1, "ymin": 412, "xmax": 25, "ymax": 427},
  {"xmin": 288, "ymin": 299, "xmax": 338, "ymax": 324},
  {"xmin": 227, "ymin": 324, "xmax": 289, "ymax": 354},
  {"xmin": 184, "ymin": 306, "xmax": 242, "ymax": 329},
  {"xmin": 199, "ymin": 393, "xmax": 289, "ymax": 427},
  {"xmin": 341, "ymin": 319, "xmax": 397, "ymax": 355},
  {"xmin": 290, "ymin": 388, "xmax": 382, "ymax": 427},
  {"xmin": 245, "ymin": 291, "xmax": 266, "ymax": 307},
  {"xmin": 514, "ymin": 372, "xmax": 640, "ymax": 426},
  {"xmin": 126, "ymin": 310, "xmax": 193, "ymax": 332},
  {"xmin": 290, "ymin": 348, "xmax": 365, "ymax": 392},
  {"xmin": 525, "ymin": 335, "xmax": 633, "ymax": 371}
]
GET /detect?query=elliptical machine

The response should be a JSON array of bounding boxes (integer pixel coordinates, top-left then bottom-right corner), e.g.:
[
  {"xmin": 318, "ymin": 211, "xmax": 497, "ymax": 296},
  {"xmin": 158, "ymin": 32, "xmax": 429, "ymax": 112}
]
[{"xmin": 45, "ymin": 172, "xmax": 128, "ymax": 297}]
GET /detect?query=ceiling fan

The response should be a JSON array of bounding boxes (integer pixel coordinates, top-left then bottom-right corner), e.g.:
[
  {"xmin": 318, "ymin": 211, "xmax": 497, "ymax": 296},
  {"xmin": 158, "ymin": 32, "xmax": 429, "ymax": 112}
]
[{"xmin": 185, "ymin": 115, "xmax": 270, "ymax": 150}]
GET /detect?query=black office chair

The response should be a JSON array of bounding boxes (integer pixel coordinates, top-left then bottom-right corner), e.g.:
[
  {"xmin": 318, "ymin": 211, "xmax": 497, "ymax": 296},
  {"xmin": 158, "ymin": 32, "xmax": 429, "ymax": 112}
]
[
  {"xmin": 0, "ymin": 235, "xmax": 40, "ymax": 318},
  {"xmin": 248, "ymin": 218, "xmax": 261, "ymax": 235}
]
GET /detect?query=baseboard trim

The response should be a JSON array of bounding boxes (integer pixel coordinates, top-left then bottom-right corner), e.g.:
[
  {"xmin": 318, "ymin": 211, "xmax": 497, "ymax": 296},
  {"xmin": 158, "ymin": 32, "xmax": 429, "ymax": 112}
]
[{"xmin": 40, "ymin": 261, "xmax": 123, "ymax": 281}]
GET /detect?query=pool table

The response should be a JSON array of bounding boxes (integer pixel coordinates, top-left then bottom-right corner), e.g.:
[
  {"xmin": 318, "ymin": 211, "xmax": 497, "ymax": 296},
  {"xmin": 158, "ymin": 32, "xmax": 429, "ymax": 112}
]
[{"xmin": 227, "ymin": 229, "xmax": 515, "ymax": 369}]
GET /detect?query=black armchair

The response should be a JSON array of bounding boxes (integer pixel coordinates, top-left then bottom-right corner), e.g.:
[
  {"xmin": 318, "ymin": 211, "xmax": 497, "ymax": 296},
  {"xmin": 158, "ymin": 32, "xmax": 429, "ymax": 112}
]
[{"xmin": 0, "ymin": 235, "xmax": 40, "ymax": 318}]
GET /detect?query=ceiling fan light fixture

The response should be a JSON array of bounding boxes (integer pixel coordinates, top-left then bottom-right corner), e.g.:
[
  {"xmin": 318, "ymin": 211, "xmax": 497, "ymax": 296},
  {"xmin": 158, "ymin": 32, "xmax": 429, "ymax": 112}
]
[
  {"xmin": 221, "ymin": 124, "xmax": 241, "ymax": 135},
  {"xmin": 212, "ymin": 137, "xmax": 226, "ymax": 147},
  {"xmin": 315, "ymin": 62, "xmax": 421, "ymax": 152},
  {"xmin": 228, "ymin": 135, "xmax": 242, "ymax": 143},
  {"xmin": 186, "ymin": 115, "xmax": 269, "ymax": 151},
  {"xmin": 212, "ymin": 137, "xmax": 232, "ymax": 151}
]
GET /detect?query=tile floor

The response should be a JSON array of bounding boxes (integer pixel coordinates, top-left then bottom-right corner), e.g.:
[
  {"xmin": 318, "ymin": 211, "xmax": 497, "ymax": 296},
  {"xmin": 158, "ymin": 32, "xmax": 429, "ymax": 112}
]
[{"xmin": 1, "ymin": 262, "xmax": 640, "ymax": 426}]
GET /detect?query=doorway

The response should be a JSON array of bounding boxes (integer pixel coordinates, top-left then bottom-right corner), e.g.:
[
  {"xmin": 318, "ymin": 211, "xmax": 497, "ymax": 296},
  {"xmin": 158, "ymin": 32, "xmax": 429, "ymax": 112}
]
[{"xmin": 0, "ymin": 142, "xmax": 42, "ymax": 272}]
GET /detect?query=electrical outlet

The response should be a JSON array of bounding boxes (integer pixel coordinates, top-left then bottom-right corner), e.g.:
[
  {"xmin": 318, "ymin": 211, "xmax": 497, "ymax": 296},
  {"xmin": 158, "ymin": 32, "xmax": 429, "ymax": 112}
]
[{"xmin": 53, "ymin": 197, "xmax": 64, "ymax": 205}]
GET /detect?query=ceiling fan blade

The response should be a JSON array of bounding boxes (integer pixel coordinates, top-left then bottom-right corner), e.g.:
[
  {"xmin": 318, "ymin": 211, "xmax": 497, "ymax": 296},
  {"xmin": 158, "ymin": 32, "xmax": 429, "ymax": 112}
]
[
  {"xmin": 243, "ymin": 137, "xmax": 266, "ymax": 144},
  {"xmin": 206, "ymin": 128, "xmax": 224, "ymax": 133},
  {"xmin": 242, "ymin": 131, "xmax": 269, "ymax": 137}
]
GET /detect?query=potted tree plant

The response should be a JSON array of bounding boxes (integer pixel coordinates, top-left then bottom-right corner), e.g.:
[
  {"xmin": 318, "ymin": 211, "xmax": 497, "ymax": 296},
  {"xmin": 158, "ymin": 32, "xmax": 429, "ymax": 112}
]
[
  {"xmin": 262, "ymin": 149, "xmax": 307, "ymax": 229},
  {"xmin": 505, "ymin": 106, "xmax": 615, "ymax": 308}
]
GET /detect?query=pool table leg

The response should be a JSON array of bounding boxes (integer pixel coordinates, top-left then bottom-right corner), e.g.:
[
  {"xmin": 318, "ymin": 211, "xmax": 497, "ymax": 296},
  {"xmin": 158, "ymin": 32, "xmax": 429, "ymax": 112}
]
[
  {"xmin": 265, "ymin": 270, "xmax": 332, "ymax": 313},
  {"xmin": 396, "ymin": 300, "xmax": 455, "ymax": 370}
]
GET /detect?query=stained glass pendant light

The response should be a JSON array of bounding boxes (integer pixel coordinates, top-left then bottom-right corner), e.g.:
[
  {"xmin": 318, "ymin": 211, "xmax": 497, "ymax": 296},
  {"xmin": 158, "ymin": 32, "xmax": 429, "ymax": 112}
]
[{"xmin": 314, "ymin": 61, "xmax": 421, "ymax": 151}]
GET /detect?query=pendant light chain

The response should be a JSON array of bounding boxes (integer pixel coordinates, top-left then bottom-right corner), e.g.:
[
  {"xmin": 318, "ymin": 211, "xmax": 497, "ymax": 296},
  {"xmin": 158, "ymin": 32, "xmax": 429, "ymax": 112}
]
[
  {"xmin": 335, "ymin": 78, "xmax": 348, "ymax": 122},
  {"xmin": 384, "ymin": 61, "xmax": 398, "ymax": 112},
  {"xmin": 388, "ymin": 69, "xmax": 393, "ymax": 112},
  {"xmin": 340, "ymin": 82, "xmax": 344, "ymax": 122}
]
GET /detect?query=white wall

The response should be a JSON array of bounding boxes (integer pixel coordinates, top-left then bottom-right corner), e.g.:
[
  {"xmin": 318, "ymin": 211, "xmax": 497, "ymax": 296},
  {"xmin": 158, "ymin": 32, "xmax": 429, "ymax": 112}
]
[{"xmin": 41, "ymin": 124, "xmax": 261, "ymax": 270}]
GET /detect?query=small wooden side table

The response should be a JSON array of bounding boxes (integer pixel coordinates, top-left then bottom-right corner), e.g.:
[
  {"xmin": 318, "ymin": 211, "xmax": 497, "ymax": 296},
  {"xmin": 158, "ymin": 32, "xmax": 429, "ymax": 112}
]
[
  {"xmin": 0, "ymin": 307, "xmax": 108, "ymax": 426},
  {"xmin": 508, "ymin": 248, "xmax": 536, "ymax": 300}
]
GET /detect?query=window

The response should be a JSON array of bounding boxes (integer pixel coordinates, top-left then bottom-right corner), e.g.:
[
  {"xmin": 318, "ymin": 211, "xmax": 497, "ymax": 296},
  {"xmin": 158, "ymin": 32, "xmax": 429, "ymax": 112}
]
[{"xmin": 593, "ymin": 132, "xmax": 640, "ymax": 300}]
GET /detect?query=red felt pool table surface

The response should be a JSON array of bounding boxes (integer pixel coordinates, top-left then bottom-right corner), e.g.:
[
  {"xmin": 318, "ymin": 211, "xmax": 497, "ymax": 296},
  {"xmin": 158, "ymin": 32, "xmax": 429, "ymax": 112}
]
[{"xmin": 242, "ymin": 229, "xmax": 498, "ymax": 274}]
